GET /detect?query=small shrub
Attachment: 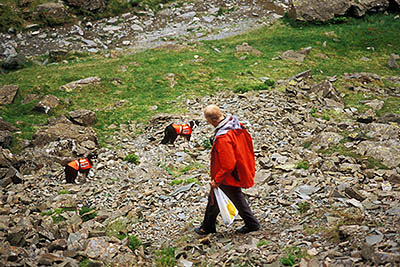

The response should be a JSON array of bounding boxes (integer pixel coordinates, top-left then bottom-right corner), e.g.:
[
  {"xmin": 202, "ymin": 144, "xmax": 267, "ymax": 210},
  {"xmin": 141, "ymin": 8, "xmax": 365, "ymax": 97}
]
[
  {"xmin": 0, "ymin": 5, "xmax": 24, "ymax": 32},
  {"xmin": 297, "ymin": 202, "xmax": 310, "ymax": 214},
  {"xmin": 156, "ymin": 247, "xmax": 176, "ymax": 267},
  {"xmin": 330, "ymin": 16, "xmax": 348, "ymax": 24},
  {"xmin": 58, "ymin": 189, "xmax": 70, "ymax": 195},
  {"xmin": 170, "ymin": 177, "xmax": 199, "ymax": 186},
  {"xmin": 322, "ymin": 114, "xmax": 330, "ymax": 121},
  {"xmin": 280, "ymin": 254, "xmax": 296, "ymax": 266},
  {"xmin": 124, "ymin": 153, "xmax": 140, "ymax": 165},
  {"xmin": 106, "ymin": 219, "xmax": 128, "ymax": 240},
  {"xmin": 233, "ymin": 84, "xmax": 250, "ymax": 93},
  {"xmin": 310, "ymin": 108, "xmax": 318, "ymax": 117},
  {"xmin": 79, "ymin": 258, "xmax": 93, "ymax": 267},
  {"xmin": 79, "ymin": 206, "xmax": 97, "ymax": 222},
  {"xmin": 202, "ymin": 138, "xmax": 212, "ymax": 149},
  {"xmin": 52, "ymin": 215, "xmax": 66, "ymax": 224},
  {"xmin": 264, "ymin": 79, "xmax": 275, "ymax": 87},
  {"xmin": 41, "ymin": 210, "xmax": 55, "ymax": 216},
  {"xmin": 50, "ymin": 207, "xmax": 76, "ymax": 224},
  {"xmin": 128, "ymin": 234, "xmax": 142, "ymax": 251},
  {"xmin": 303, "ymin": 141, "xmax": 312, "ymax": 149},
  {"xmin": 296, "ymin": 160, "xmax": 309, "ymax": 170},
  {"xmin": 257, "ymin": 240, "xmax": 270, "ymax": 247},
  {"xmin": 252, "ymin": 83, "xmax": 269, "ymax": 91},
  {"xmin": 280, "ymin": 246, "xmax": 308, "ymax": 266},
  {"xmin": 165, "ymin": 166, "xmax": 174, "ymax": 176},
  {"xmin": 184, "ymin": 178, "xmax": 199, "ymax": 185},
  {"xmin": 170, "ymin": 179, "xmax": 183, "ymax": 185}
]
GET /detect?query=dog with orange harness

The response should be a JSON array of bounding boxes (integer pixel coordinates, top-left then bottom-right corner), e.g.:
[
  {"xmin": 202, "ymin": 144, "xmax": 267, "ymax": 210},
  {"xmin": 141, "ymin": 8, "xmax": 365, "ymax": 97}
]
[
  {"xmin": 160, "ymin": 120, "xmax": 199, "ymax": 146},
  {"xmin": 65, "ymin": 153, "xmax": 96, "ymax": 184}
]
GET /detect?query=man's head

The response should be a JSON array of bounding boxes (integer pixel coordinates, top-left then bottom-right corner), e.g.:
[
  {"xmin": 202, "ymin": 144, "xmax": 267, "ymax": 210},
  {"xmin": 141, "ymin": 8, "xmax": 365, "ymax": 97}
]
[{"xmin": 204, "ymin": 104, "xmax": 224, "ymax": 127}]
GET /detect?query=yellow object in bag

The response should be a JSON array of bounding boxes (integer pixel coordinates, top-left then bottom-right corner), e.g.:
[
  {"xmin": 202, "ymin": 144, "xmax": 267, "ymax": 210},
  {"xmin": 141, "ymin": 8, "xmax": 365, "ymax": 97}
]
[
  {"xmin": 213, "ymin": 188, "xmax": 238, "ymax": 226},
  {"xmin": 226, "ymin": 201, "xmax": 236, "ymax": 220}
]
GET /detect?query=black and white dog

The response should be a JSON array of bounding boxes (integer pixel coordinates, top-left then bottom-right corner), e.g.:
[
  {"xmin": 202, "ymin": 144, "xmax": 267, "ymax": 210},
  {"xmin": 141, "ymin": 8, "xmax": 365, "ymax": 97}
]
[
  {"xmin": 64, "ymin": 152, "xmax": 96, "ymax": 184},
  {"xmin": 161, "ymin": 120, "xmax": 199, "ymax": 146}
]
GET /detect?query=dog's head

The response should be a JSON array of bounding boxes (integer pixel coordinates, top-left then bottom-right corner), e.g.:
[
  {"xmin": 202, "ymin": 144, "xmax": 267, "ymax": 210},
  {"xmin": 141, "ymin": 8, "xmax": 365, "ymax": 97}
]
[
  {"xmin": 189, "ymin": 120, "xmax": 200, "ymax": 130},
  {"xmin": 86, "ymin": 151, "xmax": 98, "ymax": 160}
]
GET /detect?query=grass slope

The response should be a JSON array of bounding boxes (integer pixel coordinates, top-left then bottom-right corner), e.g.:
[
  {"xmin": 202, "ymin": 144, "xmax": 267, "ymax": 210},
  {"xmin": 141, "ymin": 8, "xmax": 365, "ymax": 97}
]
[{"xmin": 0, "ymin": 13, "xmax": 399, "ymax": 151}]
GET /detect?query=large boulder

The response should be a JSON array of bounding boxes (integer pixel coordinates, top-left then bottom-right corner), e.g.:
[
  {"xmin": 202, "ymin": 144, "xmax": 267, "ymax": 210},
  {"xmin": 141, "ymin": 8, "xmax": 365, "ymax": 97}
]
[
  {"xmin": 63, "ymin": 0, "xmax": 107, "ymax": 12},
  {"xmin": 0, "ymin": 85, "xmax": 18, "ymax": 105},
  {"xmin": 289, "ymin": 0, "xmax": 394, "ymax": 22},
  {"xmin": 33, "ymin": 95, "xmax": 60, "ymax": 114},
  {"xmin": 68, "ymin": 109, "xmax": 97, "ymax": 126},
  {"xmin": 32, "ymin": 123, "xmax": 98, "ymax": 147},
  {"xmin": 357, "ymin": 140, "xmax": 400, "ymax": 168},
  {"xmin": 0, "ymin": 148, "xmax": 22, "ymax": 187},
  {"xmin": 1, "ymin": 54, "xmax": 26, "ymax": 71},
  {"xmin": 0, "ymin": 131, "xmax": 13, "ymax": 148},
  {"xmin": 35, "ymin": 2, "xmax": 69, "ymax": 26},
  {"xmin": 0, "ymin": 117, "xmax": 18, "ymax": 132}
]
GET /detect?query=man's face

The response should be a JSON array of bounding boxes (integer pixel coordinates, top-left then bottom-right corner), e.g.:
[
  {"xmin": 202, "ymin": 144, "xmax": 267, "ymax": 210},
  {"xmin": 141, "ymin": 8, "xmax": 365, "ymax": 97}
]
[{"xmin": 206, "ymin": 117, "xmax": 218, "ymax": 127}]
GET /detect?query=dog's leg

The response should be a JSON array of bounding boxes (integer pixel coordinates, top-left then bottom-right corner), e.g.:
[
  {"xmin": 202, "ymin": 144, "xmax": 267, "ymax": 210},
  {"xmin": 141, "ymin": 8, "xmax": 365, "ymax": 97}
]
[
  {"xmin": 79, "ymin": 169, "xmax": 89, "ymax": 184},
  {"xmin": 65, "ymin": 166, "xmax": 77, "ymax": 184},
  {"xmin": 185, "ymin": 135, "xmax": 193, "ymax": 148},
  {"xmin": 161, "ymin": 134, "xmax": 169, "ymax": 144},
  {"xmin": 170, "ymin": 134, "xmax": 178, "ymax": 146}
]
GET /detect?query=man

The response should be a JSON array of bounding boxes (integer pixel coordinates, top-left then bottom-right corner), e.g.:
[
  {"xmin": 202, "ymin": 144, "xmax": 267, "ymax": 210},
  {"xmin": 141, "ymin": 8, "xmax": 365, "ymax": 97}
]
[{"xmin": 195, "ymin": 104, "xmax": 260, "ymax": 235}]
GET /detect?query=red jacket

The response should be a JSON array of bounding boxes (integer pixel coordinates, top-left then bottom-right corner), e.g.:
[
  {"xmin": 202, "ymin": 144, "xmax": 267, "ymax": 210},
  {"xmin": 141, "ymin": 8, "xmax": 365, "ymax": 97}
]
[{"xmin": 210, "ymin": 116, "xmax": 255, "ymax": 188}]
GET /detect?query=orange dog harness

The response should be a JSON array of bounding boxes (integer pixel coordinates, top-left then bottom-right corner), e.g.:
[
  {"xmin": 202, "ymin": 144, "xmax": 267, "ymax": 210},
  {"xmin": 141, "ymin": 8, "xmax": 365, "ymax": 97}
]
[
  {"xmin": 67, "ymin": 158, "xmax": 92, "ymax": 170},
  {"xmin": 172, "ymin": 123, "xmax": 192, "ymax": 135}
]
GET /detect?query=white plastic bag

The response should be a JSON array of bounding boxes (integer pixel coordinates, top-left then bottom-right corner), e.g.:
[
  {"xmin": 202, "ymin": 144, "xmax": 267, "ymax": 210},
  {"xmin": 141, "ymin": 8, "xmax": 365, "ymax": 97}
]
[{"xmin": 213, "ymin": 188, "xmax": 238, "ymax": 226}]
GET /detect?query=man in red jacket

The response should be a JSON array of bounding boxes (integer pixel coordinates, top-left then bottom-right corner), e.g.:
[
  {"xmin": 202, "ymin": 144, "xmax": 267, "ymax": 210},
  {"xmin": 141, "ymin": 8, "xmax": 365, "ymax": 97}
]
[{"xmin": 195, "ymin": 104, "xmax": 260, "ymax": 235}]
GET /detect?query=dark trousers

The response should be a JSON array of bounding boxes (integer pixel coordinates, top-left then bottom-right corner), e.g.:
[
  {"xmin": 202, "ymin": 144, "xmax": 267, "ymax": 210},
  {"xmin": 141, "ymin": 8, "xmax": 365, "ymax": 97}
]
[{"xmin": 201, "ymin": 184, "xmax": 260, "ymax": 232}]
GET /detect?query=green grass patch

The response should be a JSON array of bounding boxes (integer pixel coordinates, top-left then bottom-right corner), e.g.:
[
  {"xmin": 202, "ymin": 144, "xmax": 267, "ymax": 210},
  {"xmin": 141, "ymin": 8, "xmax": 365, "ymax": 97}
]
[
  {"xmin": 320, "ymin": 143, "xmax": 389, "ymax": 169},
  {"xmin": 163, "ymin": 162, "xmax": 203, "ymax": 178},
  {"xmin": 295, "ymin": 160, "xmax": 309, "ymax": 170},
  {"xmin": 280, "ymin": 246, "xmax": 308, "ymax": 266},
  {"xmin": 202, "ymin": 137, "xmax": 212, "ymax": 149},
  {"xmin": 376, "ymin": 96, "xmax": 400, "ymax": 116},
  {"xmin": 128, "ymin": 234, "xmax": 142, "ymax": 251},
  {"xmin": 1, "ymin": 13, "xmax": 400, "ymax": 151},
  {"xmin": 257, "ymin": 239, "xmax": 271, "ymax": 247},
  {"xmin": 324, "ymin": 208, "xmax": 365, "ymax": 242},
  {"xmin": 41, "ymin": 209, "xmax": 55, "ymax": 216},
  {"xmin": 156, "ymin": 247, "xmax": 176, "ymax": 267},
  {"xmin": 51, "ymin": 214, "xmax": 66, "ymax": 223},
  {"xmin": 233, "ymin": 79, "xmax": 275, "ymax": 93},
  {"xmin": 79, "ymin": 206, "xmax": 97, "ymax": 222},
  {"xmin": 58, "ymin": 189, "xmax": 70, "ymax": 195},
  {"xmin": 46, "ymin": 207, "xmax": 76, "ymax": 223},
  {"xmin": 123, "ymin": 153, "xmax": 140, "ymax": 165},
  {"xmin": 170, "ymin": 177, "xmax": 199, "ymax": 186},
  {"xmin": 297, "ymin": 202, "xmax": 311, "ymax": 214},
  {"xmin": 106, "ymin": 219, "xmax": 128, "ymax": 240}
]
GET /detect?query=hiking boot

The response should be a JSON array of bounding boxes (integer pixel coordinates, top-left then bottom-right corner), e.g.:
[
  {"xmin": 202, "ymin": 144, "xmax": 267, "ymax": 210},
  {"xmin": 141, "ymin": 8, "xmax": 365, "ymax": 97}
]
[
  {"xmin": 236, "ymin": 225, "xmax": 259, "ymax": 234},
  {"xmin": 194, "ymin": 227, "xmax": 216, "ymax": 235}
]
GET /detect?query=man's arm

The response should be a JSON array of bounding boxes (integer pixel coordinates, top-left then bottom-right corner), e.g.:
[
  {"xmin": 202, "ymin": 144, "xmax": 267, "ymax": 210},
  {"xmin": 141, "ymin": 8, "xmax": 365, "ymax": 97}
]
[{"xmin": 213, "ymin": 136, "xmax": 236, "ymax": 185}]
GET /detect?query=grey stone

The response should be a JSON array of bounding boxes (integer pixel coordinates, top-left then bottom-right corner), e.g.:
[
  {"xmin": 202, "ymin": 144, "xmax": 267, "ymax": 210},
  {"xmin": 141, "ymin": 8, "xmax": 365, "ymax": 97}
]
[{"xmin": 0, "ymin": 85, "xmax": 18, "ymax": 105}]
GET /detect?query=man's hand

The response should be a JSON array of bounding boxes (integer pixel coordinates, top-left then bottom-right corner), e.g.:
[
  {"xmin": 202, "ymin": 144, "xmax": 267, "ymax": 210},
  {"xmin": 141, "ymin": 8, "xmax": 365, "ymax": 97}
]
[{"xmin": 210, "ymin": 180, "xmax": 218, "ymax": 188}]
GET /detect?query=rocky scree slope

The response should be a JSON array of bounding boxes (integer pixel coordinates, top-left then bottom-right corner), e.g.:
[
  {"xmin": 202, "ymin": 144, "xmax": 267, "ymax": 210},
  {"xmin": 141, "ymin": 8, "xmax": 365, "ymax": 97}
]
[
  {"xmin": 0, "ymin": 71, "xmax": 400, "ymax": 266},
  {"xmin": 0, "ymin": 0, "xmax": 288, "ymax": 66}
]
